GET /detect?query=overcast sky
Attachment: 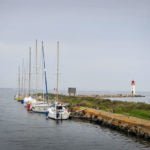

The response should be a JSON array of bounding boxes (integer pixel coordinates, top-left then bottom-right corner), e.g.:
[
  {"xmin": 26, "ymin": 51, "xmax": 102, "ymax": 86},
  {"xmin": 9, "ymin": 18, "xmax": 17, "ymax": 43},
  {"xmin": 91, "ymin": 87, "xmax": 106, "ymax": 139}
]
[{"xmin": 0, "ymin": 0, "xmax": 150, "ymax": 92}]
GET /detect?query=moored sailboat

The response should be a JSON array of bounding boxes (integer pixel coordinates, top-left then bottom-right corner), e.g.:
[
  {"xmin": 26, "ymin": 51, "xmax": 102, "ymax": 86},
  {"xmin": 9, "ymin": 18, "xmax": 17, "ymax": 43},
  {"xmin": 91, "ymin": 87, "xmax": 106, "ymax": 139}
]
[
  {"xmin": 23, "ymin": 47, "xmax": 36, "ymax": 108},
  {"xmin": 15, "ymin": 64, "xmax": 25, "ymax": 102},
  {"xmin": 47, "ymin": 41, "xmax": 70, "ymax": 120},
  {"xmin": 31, "ymin": 41, "xmax": 50, "ymax": 113}
]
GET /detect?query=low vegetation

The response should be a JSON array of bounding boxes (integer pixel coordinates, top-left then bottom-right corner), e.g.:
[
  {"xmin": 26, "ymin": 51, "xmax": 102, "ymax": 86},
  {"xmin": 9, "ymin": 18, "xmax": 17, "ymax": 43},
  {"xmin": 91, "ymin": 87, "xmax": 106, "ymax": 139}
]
[{"xmin": 38, "ymin": 93, "xmax": 150, "ymax": 120}]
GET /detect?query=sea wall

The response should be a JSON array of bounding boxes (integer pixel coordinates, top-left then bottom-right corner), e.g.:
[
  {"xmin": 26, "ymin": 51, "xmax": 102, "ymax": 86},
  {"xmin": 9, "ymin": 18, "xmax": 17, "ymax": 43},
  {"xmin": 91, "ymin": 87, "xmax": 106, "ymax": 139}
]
[{"xmin": 70, "ymin": 107, "xmax": 150, "ymax": 140}]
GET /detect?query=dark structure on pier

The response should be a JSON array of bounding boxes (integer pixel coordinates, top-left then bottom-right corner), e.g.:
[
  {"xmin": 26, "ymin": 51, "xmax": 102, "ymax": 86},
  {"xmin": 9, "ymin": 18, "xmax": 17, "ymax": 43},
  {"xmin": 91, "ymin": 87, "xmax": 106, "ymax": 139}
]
[{"xmin": 68, "ymin": 88, "xmax": 76, "ymax": 96}]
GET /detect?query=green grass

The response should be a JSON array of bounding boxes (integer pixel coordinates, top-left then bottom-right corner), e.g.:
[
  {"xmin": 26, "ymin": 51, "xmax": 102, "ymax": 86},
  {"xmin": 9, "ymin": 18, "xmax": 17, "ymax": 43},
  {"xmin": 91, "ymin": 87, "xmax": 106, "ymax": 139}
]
[
  {"xmin": 117, "ymin": 109, "xmax": 150, "ymax": 120},
  {"xmin": 39, "ymin": 93, "xmax": 150, "ymax": 120}
]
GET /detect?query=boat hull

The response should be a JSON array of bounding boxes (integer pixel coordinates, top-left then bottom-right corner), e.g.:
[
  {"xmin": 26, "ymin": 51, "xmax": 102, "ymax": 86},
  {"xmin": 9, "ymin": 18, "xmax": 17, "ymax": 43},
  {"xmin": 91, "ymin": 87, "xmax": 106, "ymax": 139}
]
[
  {"xmin": 32, "ymin": 108, "xmax": 49, "ymax": 114},
  {"xmin": 48, "ymin": 108, "xmax": 70, "ymax": 120},
  {"xmin": 31, "ymin": 103, "xmax": 50, "ymax": 114},
  {"xmin": 15, "ymin": 97, "xmax": 24, "ymax": 102}
]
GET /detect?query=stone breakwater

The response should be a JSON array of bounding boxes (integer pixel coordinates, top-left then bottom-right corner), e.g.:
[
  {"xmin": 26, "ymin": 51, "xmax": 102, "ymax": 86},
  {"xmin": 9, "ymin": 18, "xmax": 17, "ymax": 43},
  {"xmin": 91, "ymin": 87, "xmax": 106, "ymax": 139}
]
[{"xmin": 70, "ymin": 107, "xmax": 150, "ymax": 140}]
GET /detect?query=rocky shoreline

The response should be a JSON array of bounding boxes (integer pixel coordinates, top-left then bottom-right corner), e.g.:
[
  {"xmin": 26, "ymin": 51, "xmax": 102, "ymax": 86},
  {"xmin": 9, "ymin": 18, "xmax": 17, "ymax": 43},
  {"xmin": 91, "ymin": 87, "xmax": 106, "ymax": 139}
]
[{"xmin": 70, "ymin": 107, "xmax": 150, "ymax": 140}]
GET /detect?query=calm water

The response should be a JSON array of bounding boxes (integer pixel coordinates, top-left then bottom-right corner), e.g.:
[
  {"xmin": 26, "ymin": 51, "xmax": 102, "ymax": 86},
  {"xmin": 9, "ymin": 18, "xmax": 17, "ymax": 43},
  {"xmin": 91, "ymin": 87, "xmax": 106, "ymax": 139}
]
[{"xmin": 0, "ymin": 89, "xmax": 150, "ymax": 150}]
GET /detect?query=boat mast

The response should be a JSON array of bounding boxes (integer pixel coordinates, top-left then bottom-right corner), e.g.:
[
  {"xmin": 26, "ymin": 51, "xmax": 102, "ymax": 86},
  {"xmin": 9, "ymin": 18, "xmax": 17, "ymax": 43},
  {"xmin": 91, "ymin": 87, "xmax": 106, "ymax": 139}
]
[
  {"xmin": 35, "ymin": 40, "xmax": 38, "ymax": 97},
  {"xmin": 56, "ymin": 41, "xmax": 59, "ymax": 101},
  {"xmin": 23, "ymin": 67, "xmax": 27, "ymax": 97},
  {"xmin": 41, "ymin": 41, "xmax": 48, "ymax": 102},
  {"xmin": 28, "ymin": 47, "xmax": 31, "ymax": 96},
  {"xmin": 42, "ymin": 51, "xmax": 44, "ymax": 101},
  {"xmin": 18, "ymin": 65, "xmax": 21, "ymax": 96},
  {"xmin": 21, "ymin": 59, "xmax": 24, "ymax": 97}
]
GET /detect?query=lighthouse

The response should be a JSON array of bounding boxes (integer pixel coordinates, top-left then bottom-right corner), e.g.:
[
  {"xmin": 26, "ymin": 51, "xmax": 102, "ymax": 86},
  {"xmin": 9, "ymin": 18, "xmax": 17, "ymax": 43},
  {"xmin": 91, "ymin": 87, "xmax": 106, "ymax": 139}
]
[{"xmin": 131, "ymin": 80, "xmax": 136, "ymax": 96}]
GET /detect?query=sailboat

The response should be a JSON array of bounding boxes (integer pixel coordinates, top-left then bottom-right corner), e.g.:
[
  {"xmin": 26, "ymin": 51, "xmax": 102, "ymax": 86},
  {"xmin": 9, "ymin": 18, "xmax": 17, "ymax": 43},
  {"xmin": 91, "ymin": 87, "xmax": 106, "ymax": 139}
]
[
  {"xmin": 47, "ymin": 41, "xmax": 70, "ymax": 120},
  {"xmin": 15, "ymin": 60, "xmax": 26, "ymax": 102},
  {"xmin": 31, "ymin": 41, "xmax": 51, "ymax": 113},
  {"xmin": 23, "ymin": 47, "xmax": 37, "ymax": 109},
  {"xmin": 15, "ymin": 66, "xmax": 23, "ymax": 101}
]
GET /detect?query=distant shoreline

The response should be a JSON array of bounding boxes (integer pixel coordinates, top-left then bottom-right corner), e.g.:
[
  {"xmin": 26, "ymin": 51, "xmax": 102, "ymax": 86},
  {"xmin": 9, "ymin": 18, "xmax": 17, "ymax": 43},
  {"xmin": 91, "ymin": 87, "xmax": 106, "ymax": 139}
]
[{"xmin": 78, "ymin": 94, "xmax": 145, "ymax": 98}]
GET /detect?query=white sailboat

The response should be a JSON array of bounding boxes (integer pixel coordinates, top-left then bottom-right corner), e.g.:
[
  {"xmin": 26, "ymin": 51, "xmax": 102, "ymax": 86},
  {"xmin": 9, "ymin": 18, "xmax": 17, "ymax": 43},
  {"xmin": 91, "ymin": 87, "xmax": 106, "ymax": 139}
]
[
  {"xmin": 31, "ymin": 102, "xmax": 50, "ymax": 113},
  {"xmin": 47, "ymin": 41, "xmax": 70, "ymax": 120},
  {"xmin": 31, "ymin": 41, "xmax": 50, "ymax": 113},
  {"xmin": 15, "ymin": 60, "xmax": 26, "ymax": 102},
  {"xmin": 23, "ymin": 47, "xmax": 37, "ymax": 110},
  {"xmin": 48, "ymin": 101, "xmax": 70, "ymax": 120},
  {"xmin": 15, "ymin": 65, "xmax": 22, "ymax": 101}
]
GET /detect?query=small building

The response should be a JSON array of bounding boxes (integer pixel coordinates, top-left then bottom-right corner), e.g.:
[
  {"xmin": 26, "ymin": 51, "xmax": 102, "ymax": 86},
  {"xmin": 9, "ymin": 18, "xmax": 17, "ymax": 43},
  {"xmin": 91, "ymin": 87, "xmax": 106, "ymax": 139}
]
[{"xmin": 68, "ymin": 87, "xmax": 76, "ymax": 96}]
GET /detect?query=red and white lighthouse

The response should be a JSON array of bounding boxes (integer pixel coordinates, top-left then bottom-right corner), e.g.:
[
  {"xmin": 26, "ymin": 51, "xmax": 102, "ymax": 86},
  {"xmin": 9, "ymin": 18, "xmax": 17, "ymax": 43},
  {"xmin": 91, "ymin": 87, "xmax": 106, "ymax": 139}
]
[{"xmin": 131, "ymin": 80, "xmax": 136, "ymax": 95}]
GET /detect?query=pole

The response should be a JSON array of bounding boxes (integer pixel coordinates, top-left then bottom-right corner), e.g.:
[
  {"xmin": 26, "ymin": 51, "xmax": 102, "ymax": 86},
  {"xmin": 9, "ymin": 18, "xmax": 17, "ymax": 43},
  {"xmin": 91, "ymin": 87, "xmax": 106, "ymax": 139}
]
[
  {"xmin": 28, "ymin": 47, "xmax": 31, "ymax": 96},
  {"xmin": 41, "ymin": 41, "xmax": 48, "ymax": 102},
  {"xmin": 35, "ymin": 40, "xmax": 38, "ymax": 96},
  {"xmin": 21, "ymin": 59, "xmax": 24, "ymax": 97},
  {"xmin": 18, "ymin": 65, "xmax": 20, "ymax": 97},
  {"xmin": 56, "ymin": 41, "xmax": 59, "ymax": 101},
  {"xmin": 24, "ymin": 68, "xmax": 26, "ymax": 97}
]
